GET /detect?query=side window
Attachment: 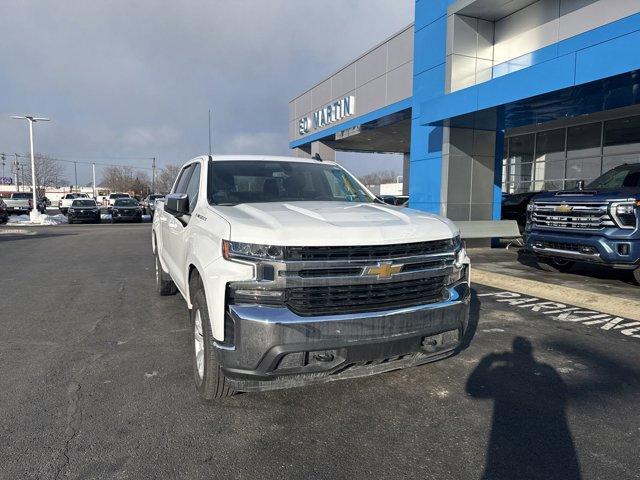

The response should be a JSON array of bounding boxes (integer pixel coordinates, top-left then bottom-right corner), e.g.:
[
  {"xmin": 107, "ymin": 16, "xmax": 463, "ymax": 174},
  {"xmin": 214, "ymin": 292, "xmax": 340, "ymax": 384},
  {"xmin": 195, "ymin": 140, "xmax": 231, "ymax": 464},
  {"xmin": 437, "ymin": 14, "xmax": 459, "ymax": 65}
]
[
  {"xmin": 173, "ymin": 165, "xmax": 193, "ymax": 194},
  {"xmin": 184, "ymin": 163, "xmax": 201, "ymax": 212}
]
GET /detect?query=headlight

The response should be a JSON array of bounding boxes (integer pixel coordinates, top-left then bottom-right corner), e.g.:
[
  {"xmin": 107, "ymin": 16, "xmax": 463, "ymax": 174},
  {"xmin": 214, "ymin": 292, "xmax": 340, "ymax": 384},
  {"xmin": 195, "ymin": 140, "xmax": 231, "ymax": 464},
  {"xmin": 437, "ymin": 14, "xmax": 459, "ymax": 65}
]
[
  {"xmin": 611, "ymin": 202, "xmax": 638, "ymax": 229},
  {"xmin": 222, "ymin": 240, "xmax": 284, "ymax": 261}
]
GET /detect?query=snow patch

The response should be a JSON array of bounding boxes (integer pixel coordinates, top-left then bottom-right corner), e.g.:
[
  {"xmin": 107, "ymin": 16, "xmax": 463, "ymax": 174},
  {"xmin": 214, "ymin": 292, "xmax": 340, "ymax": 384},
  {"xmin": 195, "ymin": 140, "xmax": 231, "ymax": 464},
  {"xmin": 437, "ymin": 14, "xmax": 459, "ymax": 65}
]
[{"xmin": 8, "ymin": 214, "xmax": 68, "ymax": 225}]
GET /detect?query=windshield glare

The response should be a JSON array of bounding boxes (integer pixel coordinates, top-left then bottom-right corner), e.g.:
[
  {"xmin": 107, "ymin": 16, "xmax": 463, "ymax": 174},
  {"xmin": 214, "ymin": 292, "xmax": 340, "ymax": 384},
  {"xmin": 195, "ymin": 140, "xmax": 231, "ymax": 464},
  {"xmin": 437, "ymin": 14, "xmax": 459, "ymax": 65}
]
[
  {"xmin": 114, "ymin": 199, "xmax": 138, "ymax": 207},
  {"xmin": 588, "ymin": 167, "xmax": 640, "ymax": 189},
  {"xmin": 72, "ymin": 200, "xmax": 97, "ymax": 207},
  {"xmin": 208, "ymin": 160, "xmax": 374, "ymax": 205}
]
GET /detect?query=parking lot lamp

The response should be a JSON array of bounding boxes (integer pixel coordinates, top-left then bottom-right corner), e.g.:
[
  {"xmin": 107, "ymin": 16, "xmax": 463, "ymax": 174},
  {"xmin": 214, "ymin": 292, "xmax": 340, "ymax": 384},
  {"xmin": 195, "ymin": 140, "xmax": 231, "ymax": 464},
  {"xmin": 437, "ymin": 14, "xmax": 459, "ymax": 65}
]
[{"xmin": 11, "ymin": 115, "xmax": 50, "ymax": 221}]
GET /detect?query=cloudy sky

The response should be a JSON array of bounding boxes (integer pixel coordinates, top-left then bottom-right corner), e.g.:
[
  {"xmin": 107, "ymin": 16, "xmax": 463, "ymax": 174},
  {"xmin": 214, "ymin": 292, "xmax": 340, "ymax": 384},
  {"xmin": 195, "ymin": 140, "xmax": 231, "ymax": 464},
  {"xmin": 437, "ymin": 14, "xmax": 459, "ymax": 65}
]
[{"xmin": 0, "ymin": 0, "xmax": 413, "ymax": 185}]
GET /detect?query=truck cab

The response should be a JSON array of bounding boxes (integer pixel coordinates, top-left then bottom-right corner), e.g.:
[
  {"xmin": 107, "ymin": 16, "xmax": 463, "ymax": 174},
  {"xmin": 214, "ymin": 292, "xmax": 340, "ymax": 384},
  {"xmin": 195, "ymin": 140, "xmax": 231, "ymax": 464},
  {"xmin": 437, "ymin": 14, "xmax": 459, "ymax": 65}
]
[
  {"xmin": 525, "ymin": 163, "xmax": 640, "ymax": 284},
  {"xmin": 152, "ymin": 155, "xmax": 471, "ymax": 399}
]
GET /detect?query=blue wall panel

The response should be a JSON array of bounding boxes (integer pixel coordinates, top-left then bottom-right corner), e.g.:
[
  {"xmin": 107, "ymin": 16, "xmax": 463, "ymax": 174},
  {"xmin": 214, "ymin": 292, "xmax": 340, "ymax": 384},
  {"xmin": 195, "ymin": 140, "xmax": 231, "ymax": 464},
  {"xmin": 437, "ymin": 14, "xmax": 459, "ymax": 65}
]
[
  {"xmin": 414, "ymin": 16, "xmax": 447, "ymax": 75},
  {"xmin": 414, "ymin": 0, "xmax": 453, "ymax": 32},
  {"xmin": 575, "ymin": 29, "xmax": 640, "ymax": 85}
]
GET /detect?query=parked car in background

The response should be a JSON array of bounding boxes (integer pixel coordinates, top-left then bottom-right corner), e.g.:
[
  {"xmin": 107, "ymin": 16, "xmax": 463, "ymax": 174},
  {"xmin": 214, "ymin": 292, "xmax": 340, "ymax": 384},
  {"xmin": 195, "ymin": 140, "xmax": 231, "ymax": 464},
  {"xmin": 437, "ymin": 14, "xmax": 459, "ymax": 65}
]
[
  {"xmin": 0, "ymin": 199, "xmax": 8, "ymax": 224},
  {"xmin": 378, "ymin": 195, "xmax": 409, "ymax": 206},
  {"xmin": 525, "ymin": 163, "xmax": 640, "ymax": 284},
  {"xmin": 153, "ymin": 155, "xmax": 470, "ymax": 400},
  {"xmin": 502, "ymin": 191, "xmax": 547, "ymax": 233},
  {"xmin": 67, "ymin": 199, "xmax": 101, "ymax": 224},
  {"xmin": 107, "ymin": 192, "xmax": 130, "ymax": 206},
  {"xmin": 4, "ymin": 192, "xmax": 32, "ymax": 215},
  {"xmin": 109, "ymin": 198, "xmax": 143, "ymax": 223},
  {"xmin": 37, "ymin": 196, "xmax": 50, "ymax": 214},
  {"xmin": 142, "ymin": 194, "xmax": 165, "ymax": 216},
  {"xmin": 59, "ymin": 193, "xmax": 89, "ymax": 214}
]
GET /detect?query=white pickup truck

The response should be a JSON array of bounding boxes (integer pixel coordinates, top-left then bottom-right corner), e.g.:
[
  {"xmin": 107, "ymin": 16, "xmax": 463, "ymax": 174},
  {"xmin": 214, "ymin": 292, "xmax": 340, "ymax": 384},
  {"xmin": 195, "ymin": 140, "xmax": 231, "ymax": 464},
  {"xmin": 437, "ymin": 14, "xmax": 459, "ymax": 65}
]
[
  {"xmin": 4, "ymin": 192, "xmax": 32, "ymax": 214},
  {"xmin": 152, "ymin": 155, "xmax": 471, "ymax": 400},
  {"xmin": 58, "ymin": 193, "xmax": 90, "ymax": 214}
]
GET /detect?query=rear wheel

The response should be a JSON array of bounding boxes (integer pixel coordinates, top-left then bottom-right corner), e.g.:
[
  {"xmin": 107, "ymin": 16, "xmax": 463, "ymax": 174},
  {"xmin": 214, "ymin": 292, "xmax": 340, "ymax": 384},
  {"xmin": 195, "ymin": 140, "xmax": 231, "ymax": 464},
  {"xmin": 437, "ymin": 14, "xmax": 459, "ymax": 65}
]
[
  {"xmin": 190, "ymin": 274, "xmax": 235, "ymax": 400},
  {"xmin": 537, "ymin": 257, "xmax": 575, "ymax": 273},
  {"xmin": 155, "ymin": 250, "xmax": 177, "ymax": 295},
  {"xmin": 633, "ymin": 268, "xmax": 640, "ymax": 286}
]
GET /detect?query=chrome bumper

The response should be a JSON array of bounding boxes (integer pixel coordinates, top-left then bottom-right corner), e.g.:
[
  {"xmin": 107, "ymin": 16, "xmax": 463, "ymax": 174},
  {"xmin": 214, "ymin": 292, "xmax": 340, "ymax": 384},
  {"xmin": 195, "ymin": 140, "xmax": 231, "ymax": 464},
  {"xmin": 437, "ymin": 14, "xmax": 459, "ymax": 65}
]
[{"xmin": 216, "ymin": 282, "xmax": 471, "ymax": 392}]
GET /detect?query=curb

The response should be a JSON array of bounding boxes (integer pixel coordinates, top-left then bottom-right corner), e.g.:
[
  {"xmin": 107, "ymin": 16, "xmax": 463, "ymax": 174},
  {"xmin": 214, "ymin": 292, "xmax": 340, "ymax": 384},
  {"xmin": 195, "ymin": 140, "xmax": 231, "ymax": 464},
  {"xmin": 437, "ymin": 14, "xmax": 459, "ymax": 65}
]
[{"xmin": 472, "ymin": 268, "xmax": 640, "ymax": 321}]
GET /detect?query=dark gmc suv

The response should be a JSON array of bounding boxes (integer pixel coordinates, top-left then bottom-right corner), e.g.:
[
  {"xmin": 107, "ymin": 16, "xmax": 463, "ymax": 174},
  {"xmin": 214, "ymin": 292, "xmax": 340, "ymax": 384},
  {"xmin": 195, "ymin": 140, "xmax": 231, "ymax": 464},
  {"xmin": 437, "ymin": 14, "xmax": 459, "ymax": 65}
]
[{"xmin": 525, "ymin": 163, "xmax": 640, "ymax": 284}]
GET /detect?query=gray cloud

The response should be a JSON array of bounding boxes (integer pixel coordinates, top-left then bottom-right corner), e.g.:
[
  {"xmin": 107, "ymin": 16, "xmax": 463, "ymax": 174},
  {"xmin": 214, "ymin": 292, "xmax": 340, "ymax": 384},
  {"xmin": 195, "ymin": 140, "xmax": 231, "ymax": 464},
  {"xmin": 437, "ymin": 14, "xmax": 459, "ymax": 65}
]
[{"xmin": 0, "ymin": 0, "xmax": 413, "ymax": 184}]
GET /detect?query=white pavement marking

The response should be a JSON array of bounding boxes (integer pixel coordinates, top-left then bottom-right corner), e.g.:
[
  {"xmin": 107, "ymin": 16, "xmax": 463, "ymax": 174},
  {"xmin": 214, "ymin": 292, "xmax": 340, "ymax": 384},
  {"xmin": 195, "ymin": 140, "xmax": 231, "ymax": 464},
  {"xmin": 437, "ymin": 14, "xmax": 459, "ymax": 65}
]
[
  {"xmin": 479, "ymin": 290, "xmax": 640, "ymax": 340},
  {"xmin": 472, "ymin": 268, "xmax": 640, "ymax": 321}
]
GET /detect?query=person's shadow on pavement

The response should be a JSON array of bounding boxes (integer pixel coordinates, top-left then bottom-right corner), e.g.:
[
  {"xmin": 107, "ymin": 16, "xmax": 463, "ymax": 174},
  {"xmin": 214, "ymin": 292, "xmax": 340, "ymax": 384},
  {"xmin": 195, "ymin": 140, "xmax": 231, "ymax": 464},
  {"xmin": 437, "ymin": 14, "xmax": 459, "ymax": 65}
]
[{"xmin": 466, "ymin": 337, "xmax": 581, "ymax": 480}]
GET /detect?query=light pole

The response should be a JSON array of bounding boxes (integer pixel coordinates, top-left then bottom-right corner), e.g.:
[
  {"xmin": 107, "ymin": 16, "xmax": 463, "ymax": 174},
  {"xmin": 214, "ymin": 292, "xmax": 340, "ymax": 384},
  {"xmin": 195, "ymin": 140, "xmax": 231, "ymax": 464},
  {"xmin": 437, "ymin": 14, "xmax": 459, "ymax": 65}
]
[
  {"xmin": 11, "ymin": 115, "xmax": 50, "ymax": 221},
  {"xmin": 92, "ymin": 163, "xmax": 96, "ymax": 199}
]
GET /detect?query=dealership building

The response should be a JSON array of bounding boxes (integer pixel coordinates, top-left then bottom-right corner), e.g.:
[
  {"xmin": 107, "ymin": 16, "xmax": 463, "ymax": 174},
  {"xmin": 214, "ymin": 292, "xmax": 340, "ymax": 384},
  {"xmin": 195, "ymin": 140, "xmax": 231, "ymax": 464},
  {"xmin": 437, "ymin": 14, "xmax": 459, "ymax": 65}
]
[{"xmin": 289, "ymin": 0, "xmax": 640, "ymax": 222}]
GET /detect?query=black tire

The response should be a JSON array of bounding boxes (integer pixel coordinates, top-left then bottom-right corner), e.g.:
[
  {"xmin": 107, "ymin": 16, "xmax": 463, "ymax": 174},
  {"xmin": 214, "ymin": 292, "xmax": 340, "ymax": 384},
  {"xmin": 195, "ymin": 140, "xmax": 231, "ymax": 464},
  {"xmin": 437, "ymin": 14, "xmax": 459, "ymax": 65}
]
[
  {"xmin": 190, "ymin": 274, "xmax": 235, "ymax": 400},
  {"xmin": 633, "ymin": 268, "xmax": 640, "ymax": 286},
  {"xmin": 155, "ymin": 250, "xmax": 177, "ymax": 296},
  {"xmin": 95, "ymin": 217, "xmax": 101, "ymax": 224},
  {"xmin": 537, "ymin": 257, "xmax": 575, "ymax": 273},
  {"xmin": 111, "ymin": 217, "xmax": 117, "ymax": 224}
]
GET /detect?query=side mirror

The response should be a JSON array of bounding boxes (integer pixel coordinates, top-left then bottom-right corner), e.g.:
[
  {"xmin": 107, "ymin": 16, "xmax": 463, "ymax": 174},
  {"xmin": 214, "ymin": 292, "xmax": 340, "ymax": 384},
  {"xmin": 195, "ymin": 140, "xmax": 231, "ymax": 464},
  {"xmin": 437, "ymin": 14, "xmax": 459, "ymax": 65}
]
[
  {"xmin": 164, "ymin": 193, "xmax": 189, "ymax": 217},
  {"xmin": 576, "ymin": 180, "xmax": 585, "ymax": 190}
]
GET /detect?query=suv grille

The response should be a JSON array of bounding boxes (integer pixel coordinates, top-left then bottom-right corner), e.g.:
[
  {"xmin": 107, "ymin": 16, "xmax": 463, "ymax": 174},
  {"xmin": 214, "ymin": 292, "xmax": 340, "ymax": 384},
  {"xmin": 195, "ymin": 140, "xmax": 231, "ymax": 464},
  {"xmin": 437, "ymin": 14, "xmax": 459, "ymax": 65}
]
[
  {"xmin": 286, "ymin": 276, "xmax": 448, "ymax": 316},
  {"xmin": 284, "ymin": 239, "xmax": 453, "ymax": 261},
  {"xmin": 531, "ymin": 202, "xmax": 615, "ymax": 230}
]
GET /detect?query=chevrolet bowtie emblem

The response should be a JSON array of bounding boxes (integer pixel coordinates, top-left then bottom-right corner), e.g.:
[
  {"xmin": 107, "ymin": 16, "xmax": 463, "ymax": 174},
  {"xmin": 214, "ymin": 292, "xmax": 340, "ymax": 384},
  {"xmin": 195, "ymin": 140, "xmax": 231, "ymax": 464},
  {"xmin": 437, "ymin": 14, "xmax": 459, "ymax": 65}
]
[
  {"xmin": 364, "ymin": 262, "xmax": 403, "ymax": 278},
  {"xmin": 555, "ymin": 204, "xmax": 572, "ymax": 213}
]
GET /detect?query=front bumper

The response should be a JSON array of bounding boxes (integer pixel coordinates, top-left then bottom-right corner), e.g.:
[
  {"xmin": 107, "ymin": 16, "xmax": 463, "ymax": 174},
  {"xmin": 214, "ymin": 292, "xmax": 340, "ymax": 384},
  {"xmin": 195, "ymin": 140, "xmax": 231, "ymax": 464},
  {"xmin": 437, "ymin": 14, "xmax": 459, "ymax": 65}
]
[
  {"xmin": 526, "ymin": 230, "xmax": 640, "ymax": 268},
  {"xmin": 216, "ymin": 282, "xmax": 471, "ymax": 392}
]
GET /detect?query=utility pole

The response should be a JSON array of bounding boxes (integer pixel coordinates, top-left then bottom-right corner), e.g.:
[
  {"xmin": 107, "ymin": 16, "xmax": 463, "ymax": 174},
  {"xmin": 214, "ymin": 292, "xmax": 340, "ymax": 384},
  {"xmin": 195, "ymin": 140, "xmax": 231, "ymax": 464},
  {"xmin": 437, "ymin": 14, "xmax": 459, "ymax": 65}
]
[
  {"xmin": 152, "ymin": 157, "xmax": 156, "ymax": 193},
  {"xmin": 74, "ymin": 161, "xmax": 78, "ymax": 192},
  {"xmin": 13, "ymin": 159, "xmax": 20, "ymax": 191},
  {"xmin": 1, "ymin": 153, "xmax": 5, "ymax": 179},
  {"xmin": 92, "ymin": 163, "xmax": 96, "ymax": 199},
  {"xmin": 11, "ymin": 115, "xmax": 51, "ymax": 221}
]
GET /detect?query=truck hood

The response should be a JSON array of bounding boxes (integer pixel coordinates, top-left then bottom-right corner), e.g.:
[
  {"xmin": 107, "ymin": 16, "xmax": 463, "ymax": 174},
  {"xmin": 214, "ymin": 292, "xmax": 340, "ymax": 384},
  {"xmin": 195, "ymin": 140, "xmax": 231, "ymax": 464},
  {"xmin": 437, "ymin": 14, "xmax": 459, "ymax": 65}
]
[
  {"xmin": 212, "ymin": 201, "xmax": 457, "ymax": 246},
  {"xmin": 533, "ymin": 188, "xmax": 639, "ymax": 203}
]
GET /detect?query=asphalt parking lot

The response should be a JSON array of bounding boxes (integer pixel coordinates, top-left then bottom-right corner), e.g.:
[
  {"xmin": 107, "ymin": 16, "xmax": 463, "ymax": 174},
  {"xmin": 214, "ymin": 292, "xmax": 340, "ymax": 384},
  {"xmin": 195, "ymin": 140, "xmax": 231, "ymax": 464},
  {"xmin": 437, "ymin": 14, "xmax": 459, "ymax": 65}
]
[{"xmin": 1, "ymin": 224, "xmax": 639, "ymax": 479}]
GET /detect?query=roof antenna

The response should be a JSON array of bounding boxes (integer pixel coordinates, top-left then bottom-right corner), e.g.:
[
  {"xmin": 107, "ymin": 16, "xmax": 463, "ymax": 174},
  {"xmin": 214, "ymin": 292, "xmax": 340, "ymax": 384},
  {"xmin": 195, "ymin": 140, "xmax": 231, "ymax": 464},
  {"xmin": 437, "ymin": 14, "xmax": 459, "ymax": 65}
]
[
  {"xmin": 312, "ymin": 153, "xmax": 322, "ymax": 162},
  {"xmin": 208, "ymin": 109, "xmax": 213, "ymax": 156}
]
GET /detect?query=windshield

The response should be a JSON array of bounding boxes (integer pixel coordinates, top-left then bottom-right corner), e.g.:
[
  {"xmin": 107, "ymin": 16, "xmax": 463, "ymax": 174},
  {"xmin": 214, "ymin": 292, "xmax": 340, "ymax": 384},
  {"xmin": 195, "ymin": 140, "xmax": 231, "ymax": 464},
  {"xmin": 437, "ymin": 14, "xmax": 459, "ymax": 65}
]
[
  {"xmin": 114, "ymin": 199, "xmax": 139, "ymax": 207},
  {"xmin": 208, "ymin": 160, "xmax": 374, "ymax": 205},
  {"xmin": 12, "ymin": 193, "xmax": 32, "ymax": 199},
  {"xmin": 588, "ymin": 166, "xmax": 640, "ymax": 189},
  {"xmin": 72, "ymin": 200, "xmax": 97, "ymax": 207},
  {"xmin": 149, "ymin": 194, "xmax": 164, "ymax": 200},
  {"xmin": 110, "ymin": 194, "xmax": 129, "ymax": 199}
]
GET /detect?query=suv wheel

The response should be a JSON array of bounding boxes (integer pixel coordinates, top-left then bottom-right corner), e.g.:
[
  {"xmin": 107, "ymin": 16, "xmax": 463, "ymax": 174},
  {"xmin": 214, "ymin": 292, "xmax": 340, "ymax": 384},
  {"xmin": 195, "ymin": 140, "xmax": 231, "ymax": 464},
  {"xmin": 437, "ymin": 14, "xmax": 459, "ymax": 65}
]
[
  {"xmin": 633, "ymin": 267, "xmax": 640, "ymax": 286},
  {"xmin": 155, "ymin": 251, "xmax": 177, "ymax": 295},
  {"xmin": 190, "ymin": 275, "xmax": 235, "ymax": 400},
  {"xmin": 537, "ymin": 257, "xmax": 575, "ymax": 273}
]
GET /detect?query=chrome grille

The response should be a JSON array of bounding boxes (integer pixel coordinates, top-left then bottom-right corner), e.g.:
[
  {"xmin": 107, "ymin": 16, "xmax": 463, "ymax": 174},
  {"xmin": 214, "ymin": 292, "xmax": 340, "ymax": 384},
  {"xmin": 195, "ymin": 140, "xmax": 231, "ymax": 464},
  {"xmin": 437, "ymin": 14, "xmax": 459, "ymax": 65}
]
[{"xmin": 531, "ymin": 202, "xmax": 615, "ymax": 230}]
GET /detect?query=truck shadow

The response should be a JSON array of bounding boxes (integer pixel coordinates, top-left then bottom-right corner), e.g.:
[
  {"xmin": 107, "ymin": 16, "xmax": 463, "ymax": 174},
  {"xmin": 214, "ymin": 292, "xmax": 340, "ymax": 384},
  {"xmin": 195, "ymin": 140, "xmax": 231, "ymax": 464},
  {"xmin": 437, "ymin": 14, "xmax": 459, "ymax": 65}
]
[{"xmin": 466, "ymin": 337, "xmax": 582, "ymax": 480}]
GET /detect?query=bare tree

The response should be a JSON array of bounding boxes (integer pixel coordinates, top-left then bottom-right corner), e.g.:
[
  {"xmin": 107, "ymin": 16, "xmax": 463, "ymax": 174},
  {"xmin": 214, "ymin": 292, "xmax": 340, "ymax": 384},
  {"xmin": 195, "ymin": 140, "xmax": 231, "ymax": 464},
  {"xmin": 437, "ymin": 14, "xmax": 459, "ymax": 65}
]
[
  {"xmin": 22, "ymin": 154, "xmax": 68, "ymax": 195},
  {"xmin": 358, "ymin": 170, "xmax": 400, "ymax": 186},
  {"xmin": 155, "ymin": 164, "xmax": 180, "ymax": 194},
  {"xmin": 100, "ymin": 165, "xmax": 151, "ymax": 196}
]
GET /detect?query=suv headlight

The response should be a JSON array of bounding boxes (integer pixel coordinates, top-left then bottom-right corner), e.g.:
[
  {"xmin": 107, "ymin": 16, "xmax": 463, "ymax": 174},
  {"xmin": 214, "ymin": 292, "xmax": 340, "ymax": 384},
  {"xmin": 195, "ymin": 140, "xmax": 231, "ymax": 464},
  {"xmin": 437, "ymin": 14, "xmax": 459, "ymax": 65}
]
[
  {"xmin": 610, "ymin": 202, "xmax": 638, "ymax": 229},
  {"xmin": 222, "ymin": 240, "xmax": 284, "ymax": 261}
]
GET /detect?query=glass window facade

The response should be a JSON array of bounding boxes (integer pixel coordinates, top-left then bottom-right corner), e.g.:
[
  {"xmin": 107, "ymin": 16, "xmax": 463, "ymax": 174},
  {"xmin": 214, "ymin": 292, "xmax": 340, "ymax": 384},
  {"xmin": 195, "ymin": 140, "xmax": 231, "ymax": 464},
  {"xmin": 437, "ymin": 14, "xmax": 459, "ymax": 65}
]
[{"xmin": 503, "ymin": 114, "xmax": 640, "ymax": 193}]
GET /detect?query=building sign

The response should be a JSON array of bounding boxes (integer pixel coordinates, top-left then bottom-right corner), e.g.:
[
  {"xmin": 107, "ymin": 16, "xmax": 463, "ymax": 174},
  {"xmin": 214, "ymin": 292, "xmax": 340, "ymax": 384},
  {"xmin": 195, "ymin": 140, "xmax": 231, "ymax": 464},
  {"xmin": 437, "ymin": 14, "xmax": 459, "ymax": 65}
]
[
  {"xmin": 335, "ymin": 125, "xmax": 361, "ymax": 140},
  {"xmin": 298, "ymin": 96, "xmax": 355, "ymax": 136},
  {"xmin": 0, "ymin": 177, "xmax": 13, "ymax": 185}
]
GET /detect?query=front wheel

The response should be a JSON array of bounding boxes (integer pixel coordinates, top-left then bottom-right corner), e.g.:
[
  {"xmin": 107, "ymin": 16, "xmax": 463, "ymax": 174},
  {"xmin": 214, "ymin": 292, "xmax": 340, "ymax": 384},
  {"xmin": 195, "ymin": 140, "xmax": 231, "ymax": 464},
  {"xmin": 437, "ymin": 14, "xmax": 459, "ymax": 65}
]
[
  {"xmin": 537, "ymin": 257, "xmax": 575, "ymax": 273},
  {"xmin": 190, "ymin": 275, "xmax": 235, "ymax": 400},
  {"xmin": 633, "ymin": 268, "xmax": 640, "ymax": 286}
]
